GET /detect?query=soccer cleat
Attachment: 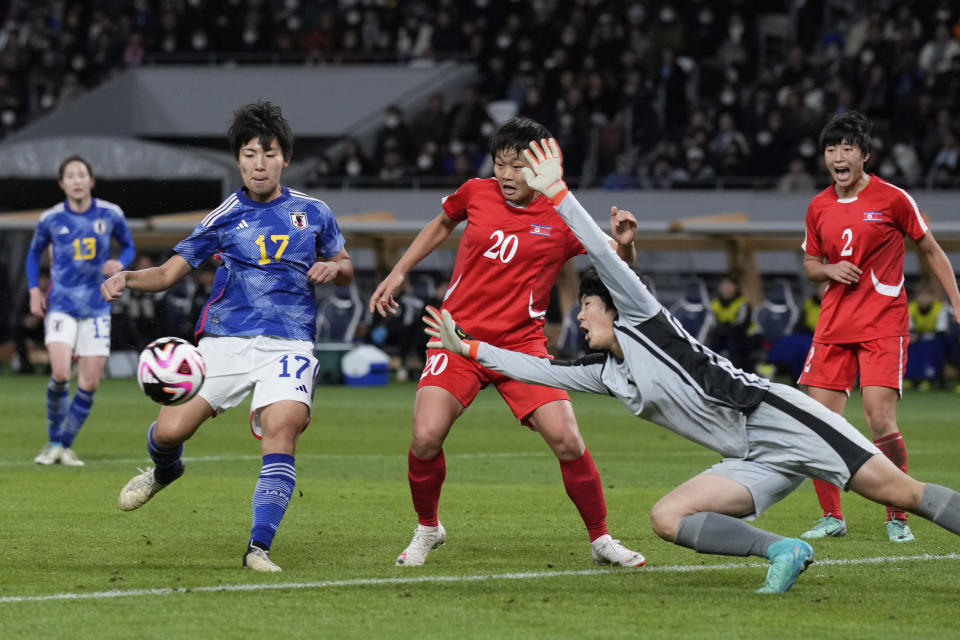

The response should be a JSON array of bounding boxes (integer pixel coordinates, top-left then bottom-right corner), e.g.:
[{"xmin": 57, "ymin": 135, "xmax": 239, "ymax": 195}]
[
  {"xmin": 591, "ymin": 534, "xmax": 646, "ymax": 567},
  {"xmin": 396, "ymin": 522, "xmax": 446, "ymax": 566},
  {"xmin": 118, "ymin": 466, "xmax": 180, "ymax": 511},
  {"xmin": 58, "ymin": 448, "xmax": 85, "ymax": 467},
  {"xmin": 757, "ymin": 538, "xmax": 815, "ymax": 594},
  {"xmin": 34, "ymin": 444, "xmax": 64, "ymax": 465},
  {"xmin": 243, "ymin": 545, "xmax": 282, "ymax": 572},
  {"xmin": 886, "ymin": 519, "xmax": 915, "ymax": 543},
  {"xmin": 800, "ymin": 515, "xmax": 847, "ymax": 539}
]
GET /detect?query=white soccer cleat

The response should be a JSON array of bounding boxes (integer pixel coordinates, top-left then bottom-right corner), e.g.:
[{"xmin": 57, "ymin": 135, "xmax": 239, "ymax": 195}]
[
  {"xmin": 396, "ymin": 522, "xmax": 446, "ymax": 566},
  {"xmin": 59, "ymin": 448, "xmax": 85, "ymax": 467},
  {"xmin": 34, "ymin": 444, "xmax": 64, "ymax": 465},
  {"xmin": 591, "ymin": 534, "xmax": 646, "ymax": 567},
  {"xmin": 118, "ymin": 466, "xmax": 170, "ymax": 511},
  {"xmin": 243, "ymin": 545, "xmax": 282, "ymax": 572}
]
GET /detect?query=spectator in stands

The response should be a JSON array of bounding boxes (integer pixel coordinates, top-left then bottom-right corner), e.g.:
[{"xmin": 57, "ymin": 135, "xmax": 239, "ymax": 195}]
[
  {"xmin": 779, "ymin": 157, "xmax": 817, "ymax": 192},
  {"xmin": 918, "ymin": 22, "xmax": 960, "ymax": 77},
  {"xmin": 926, "ymin": 127, "xmax": 959, "ymax": 187},
  {"xmin": 671, "ymin": 146, "xmax": 715, "ymax": 185},
  {"xmin": 374, "ymin": 104, "xmax": 415, "ymax": 171},
  {"xmin": 335, "ymin": 137, "xmax": 372, "ymax": 180},
  {"xmin": 707, "ymin": 275, "xmax": 753, "ymax": 371},
  {"xmin": 905, "ymin": 281, "xmax": 950, "ymax": 391},
  {"xmin": 411, "ymin": 92, "xmax": 449, "ymax": 147},
  {"xmin": 709, "ymin": 111, "xmax": 750, "ymax": 162}
]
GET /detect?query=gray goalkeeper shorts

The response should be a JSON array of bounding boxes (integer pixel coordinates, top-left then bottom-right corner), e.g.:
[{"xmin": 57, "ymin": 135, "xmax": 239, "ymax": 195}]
[{"xmin": 701, "ymin": 382, "xmax": 880, "ymax": 518}]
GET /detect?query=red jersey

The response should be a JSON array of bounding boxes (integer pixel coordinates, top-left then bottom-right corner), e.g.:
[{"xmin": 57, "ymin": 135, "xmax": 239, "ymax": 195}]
[
  {"xmin": 802, "ymin": 175, "xmax": 928, "ymax": 343},
  {"xmin": 440, "ymin": 178, "xmax": 585, "ymax": 353}
]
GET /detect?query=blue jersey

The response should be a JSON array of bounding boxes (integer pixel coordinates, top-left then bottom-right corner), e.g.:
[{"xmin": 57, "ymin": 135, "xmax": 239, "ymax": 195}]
[
  {"xmin": 175, "ymin": 187, "xmax": 346, "ymax": 342},
  {"xmin": 26, "ymin": 198, "xmax": 136, "ymax": 318}
]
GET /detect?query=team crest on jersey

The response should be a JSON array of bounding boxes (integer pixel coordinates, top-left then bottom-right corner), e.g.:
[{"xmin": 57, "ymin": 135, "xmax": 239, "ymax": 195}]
[
  {"xmin": 93, "ymin": 219, "xmax": 107, "ymax": 234},
  {"xmin": 289, "ymin": 212, "xmax": 307, "ymax": 229},
  {"xmin": 863, "ymin": 211, "xmax": 884, "ymax": 222},
  {"xmin": 529, "ymin": 223, "xmax": 552, "ymax": 237}
]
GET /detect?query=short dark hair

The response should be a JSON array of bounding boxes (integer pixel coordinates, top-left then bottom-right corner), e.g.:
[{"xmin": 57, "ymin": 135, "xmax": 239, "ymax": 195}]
[
  {"xmin": 578, "ymin": 267, "xmax": 616, "ymax": 316},
  {"xmin": 819, "ymin": 110, "xmax": 872, "ymax": 157},
  {"xmin": 58, "ymin": 155, "xmax": 93, "ymax": 180},
  {"xmin": 488, "ymin": 117, "xmax": 553, "ymax": 161},
  {"xmin": 228, "ymin": 100, "xmax": 293, "ymax": 160}
]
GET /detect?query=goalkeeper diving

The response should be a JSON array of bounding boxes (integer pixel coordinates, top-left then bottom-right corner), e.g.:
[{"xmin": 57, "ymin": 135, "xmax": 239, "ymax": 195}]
[{"xmin": 423, "ymin": 138, "xmax": 960, "ymax": 594}]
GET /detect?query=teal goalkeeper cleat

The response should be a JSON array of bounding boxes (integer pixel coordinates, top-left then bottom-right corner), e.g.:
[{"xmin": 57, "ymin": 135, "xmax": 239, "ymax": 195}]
[
  {"xmin": 800, "ymin": 515, "xmax": 847, "ymax": 539},
  {"xmin": 886, "ymin": 519, "xmax": 915, "ymax": 543},
  {"xmin": 757, "ymin": 538, "xmax": 815, "ymax": 594}
]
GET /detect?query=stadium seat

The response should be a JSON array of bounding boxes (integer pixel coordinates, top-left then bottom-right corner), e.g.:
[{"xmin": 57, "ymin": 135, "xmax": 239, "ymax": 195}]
[
  {"xmin": 316, "ymin": 283, "xmax": 363, "ymax": 343},
  {"xmin": 669, "ymin": 279, "xmax": 714, "ymax": 343},
  {"xmin": 760, "ymin": 280, "xmax": 808, "ymax": 379},
  {"xmin": 755, "ymin": 279, "xmax": 799, "ymax": 345},
  {"xmin": 556, "ymin": 302, "xmax": 587, "ymax": 359}
]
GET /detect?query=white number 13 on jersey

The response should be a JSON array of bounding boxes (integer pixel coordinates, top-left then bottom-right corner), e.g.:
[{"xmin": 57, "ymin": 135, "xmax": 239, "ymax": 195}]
[{"xmin": 483, "ymin": 230, "xmax": 519, "ymax": 263}]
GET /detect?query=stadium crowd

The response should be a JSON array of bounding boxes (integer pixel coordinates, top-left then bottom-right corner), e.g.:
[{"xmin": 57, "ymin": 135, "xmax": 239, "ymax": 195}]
[{"xmin": 1, "ymin": 1, "xmax": 960, "ymax": 189}]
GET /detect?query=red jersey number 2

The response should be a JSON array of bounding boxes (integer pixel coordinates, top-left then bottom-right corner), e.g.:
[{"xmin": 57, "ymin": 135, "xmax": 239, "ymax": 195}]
[{"xmin": 840, "ymin": 228, "xmax": 853, "ymax": 257}]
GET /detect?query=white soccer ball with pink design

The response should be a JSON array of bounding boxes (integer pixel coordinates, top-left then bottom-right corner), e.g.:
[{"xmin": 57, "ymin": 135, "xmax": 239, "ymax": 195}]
[{"xmin": 137, "ymin": 337, "xmax": 206, "ymax": 405}]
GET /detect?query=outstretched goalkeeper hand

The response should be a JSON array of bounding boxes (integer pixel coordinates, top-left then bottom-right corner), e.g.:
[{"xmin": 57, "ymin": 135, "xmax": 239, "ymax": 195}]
[
  {"xmin": 521, "ymin": 138, "xmax": 568, "ymax": 205},
  {"xmin": 422, "ymin": 305, "xmax": 480, "ymax": 360}
]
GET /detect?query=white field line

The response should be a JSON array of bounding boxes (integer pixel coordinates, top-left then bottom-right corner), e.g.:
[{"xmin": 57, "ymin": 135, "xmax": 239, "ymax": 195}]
[
  {"xmin": 2, "ymin": 553, "xmax": 958, "ymax": 605},
  {"xmin": 0, "ymin": 450, "xmax": 719, "ymax": 468}
]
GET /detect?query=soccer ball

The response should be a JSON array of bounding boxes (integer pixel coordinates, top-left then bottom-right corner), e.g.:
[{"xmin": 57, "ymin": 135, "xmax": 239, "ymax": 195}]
[{"xmin": 137, "ymin": 337, "xmax": 206, "ymax": 405}]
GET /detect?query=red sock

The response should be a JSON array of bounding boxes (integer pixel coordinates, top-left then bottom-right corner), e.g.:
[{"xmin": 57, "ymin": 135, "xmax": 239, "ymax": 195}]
[
  {"xmin": 874, "ymin": 432, "xmax": 909, "ymax": 522},
  {"xmin": 559, "ymin": 449, "xmax": 608, "ymax": 541},
  {"xmin": 812, "ymin": 479, "xmax": 843, "ymax": 520},
  {"xmin": 408, "ymin": 448, "xmax": 445, "ymax": 527}
]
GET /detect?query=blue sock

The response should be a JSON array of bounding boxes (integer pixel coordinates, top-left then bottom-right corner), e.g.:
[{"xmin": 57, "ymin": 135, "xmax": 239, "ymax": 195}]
[
  {"xmin": 147, "ymin": 422, "xmax": 185, "ymax": 485},
  {"xmin": 59, "ymin": 387, "xmax": 94, "ymax": 448},
  {"xmin": 249, "ymin": 453, "xmax": 296, "ymax": 550},
  {"xmin": 46, "ymin": 378, "xmax": 69, "ymax": 444}
]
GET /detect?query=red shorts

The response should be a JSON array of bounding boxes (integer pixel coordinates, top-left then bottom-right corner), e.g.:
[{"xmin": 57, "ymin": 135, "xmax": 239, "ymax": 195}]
[
  {"xmin": 797, "ymin": 336, "xmax": 908, "ymax": 394},
  {"xmin": 417, "ymin": 348, "xmax": 570, "ymax": 425}
]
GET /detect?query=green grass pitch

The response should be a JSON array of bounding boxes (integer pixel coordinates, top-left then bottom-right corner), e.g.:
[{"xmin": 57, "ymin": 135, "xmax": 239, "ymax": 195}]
[{"xmin": 1, "ymin": 374, "xmax": 959, "ymax": 639}]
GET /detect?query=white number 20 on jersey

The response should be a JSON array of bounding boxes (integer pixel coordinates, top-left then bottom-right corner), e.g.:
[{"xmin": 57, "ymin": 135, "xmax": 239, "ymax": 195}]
[{"xmin": 483, "ymin": 230, "xmax": 519, "ymax": 263}]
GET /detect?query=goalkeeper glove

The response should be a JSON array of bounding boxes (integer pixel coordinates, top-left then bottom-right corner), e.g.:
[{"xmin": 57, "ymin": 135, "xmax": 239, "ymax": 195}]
[
  {"xmin": 422, "ymin": 305, "xmax": 480, "ymax": 359},
  {"xmin": 521, "ymin": 138, "xmax": 568, "ymax": 205}
]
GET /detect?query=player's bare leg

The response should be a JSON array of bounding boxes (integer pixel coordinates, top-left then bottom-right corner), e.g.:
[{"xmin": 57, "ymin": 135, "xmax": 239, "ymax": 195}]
[
  {"xmin": 396, "ymin": 386, "xmax": 461, "ymax": 566},
  {"xmin": 530, "ymin": 400, "xmax": 644, "ymax": 567},
  {"xmin": 655, "ymin": 474, "xmax": 814, "ymax": 594},
  {"xmin": 802, "ymin": 387, "xmax": 848, "ymax": 539}
]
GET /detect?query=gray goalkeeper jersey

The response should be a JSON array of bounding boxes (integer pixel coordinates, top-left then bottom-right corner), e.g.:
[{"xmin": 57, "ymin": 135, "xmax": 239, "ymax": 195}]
[{"xmin": 475, "ymin": 194, "xmax": 770, "ymax": 459}]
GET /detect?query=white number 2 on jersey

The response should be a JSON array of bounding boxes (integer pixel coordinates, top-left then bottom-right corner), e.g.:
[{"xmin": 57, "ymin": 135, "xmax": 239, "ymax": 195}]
[
  {"xmin": 840, "ymin": 228, "xmax": 853, "ymax": 257},
  {"xmin": 483, "ymin": 229, "xmax": 519, "ymax": 263}
]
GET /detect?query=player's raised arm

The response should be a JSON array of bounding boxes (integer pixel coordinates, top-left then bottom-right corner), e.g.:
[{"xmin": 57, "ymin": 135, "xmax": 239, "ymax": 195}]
[
  {"xmin": 610, "ymin": 206, "xmax": 637, "ymax": 263},
  {"xmin": 369, "ymin": 212, "xmax": 459, "ymax": 317},
  {"xmin": 522, "ymin": 138, "xmax": 660, "ymax": 323}
]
